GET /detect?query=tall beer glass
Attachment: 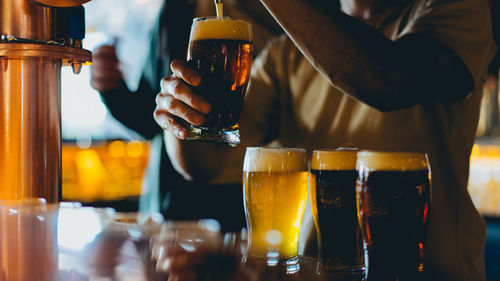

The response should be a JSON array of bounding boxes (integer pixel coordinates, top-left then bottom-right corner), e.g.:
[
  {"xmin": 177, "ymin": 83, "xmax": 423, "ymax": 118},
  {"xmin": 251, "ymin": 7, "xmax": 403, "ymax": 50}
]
[
  {"xmin": 186, "ymin": 17, "xmax": 253, "ymax": 146},
  {"xmin": 243, "ymin": 147, "xmax": 308, "ymax": 269},
  {"xmin": 310, "ymin": 149, "xmax": 364, "ymax": 274},
  {"xmin": 356, "ymin": 152, "xmax": 431, "ymax": 281}
]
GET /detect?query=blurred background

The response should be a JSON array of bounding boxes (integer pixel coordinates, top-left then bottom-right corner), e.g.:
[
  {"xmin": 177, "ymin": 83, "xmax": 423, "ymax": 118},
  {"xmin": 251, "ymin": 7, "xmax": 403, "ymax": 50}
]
[{"xmin": 61, "ymin": 0, "xmax": 162, "ymax": 209}]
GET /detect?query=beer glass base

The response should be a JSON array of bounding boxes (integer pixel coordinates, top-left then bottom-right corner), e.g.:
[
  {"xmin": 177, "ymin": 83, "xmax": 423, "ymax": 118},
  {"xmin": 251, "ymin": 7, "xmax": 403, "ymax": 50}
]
[
  {"xmin": 316, "ymin": 265, "xmax": 365, "ymax": 280},
  {"xmin": 245, "ymin": 252, "xmax": 301, "ymax": 275},
  {"xmin": 185, "ymin": 126, "xmax": 240, "ymax": 146},
  {"xmin": 281, "ymin": 256, "xmax": 301, "ymax": 275},
  {"xmin": 316, "ymin": 261, "xmax": 366, "ymax": 277},
  {"xmin": 316, "ymin": 271, "xmax": 366, "ymax": 281}
]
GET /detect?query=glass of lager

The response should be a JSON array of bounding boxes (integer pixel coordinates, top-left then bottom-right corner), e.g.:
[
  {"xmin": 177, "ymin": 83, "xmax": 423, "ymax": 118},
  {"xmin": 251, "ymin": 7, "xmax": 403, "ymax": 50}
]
[
  {"xmin": 310, "ymin": 149, "xmax": 364, "ymax": 275},
  {"xmin": 356, "ymin": 151, "xmax": 431, "ymax": 281},
  {"xmin": 243, "ymin": 147, "xmax": 308, "ymax": 271},
  {"xmin": 186, "ymin": 17, "xmax": 253, "ymax": 146}
]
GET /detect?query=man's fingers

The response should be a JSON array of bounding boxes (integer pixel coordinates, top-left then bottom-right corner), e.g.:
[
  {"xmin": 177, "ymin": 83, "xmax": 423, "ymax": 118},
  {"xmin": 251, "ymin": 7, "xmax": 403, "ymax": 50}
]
[
  {"xmin": 160, "ymin": 76, "xmax": 211, "ymax": 114},
  {"xmin": 170, "ymin": 59, "xmax": 202, "ymax": 87},
  {"xmin": 156, "ymin": 94, "xmax": 206, "ymax": 126},
  {"xmin": 155, "ymin": 60, "xmax": 213, "ymax": 139},
  {"xmin": 154, "ymin": 109, "xmax": 188, "ymax": 139}
]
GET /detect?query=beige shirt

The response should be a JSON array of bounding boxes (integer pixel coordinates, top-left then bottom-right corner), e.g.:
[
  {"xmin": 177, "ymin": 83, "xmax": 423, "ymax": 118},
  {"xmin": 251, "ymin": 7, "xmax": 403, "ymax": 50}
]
[{"xmin": 209, "ymin": 0, "xmax": 496, "ymax": 280}]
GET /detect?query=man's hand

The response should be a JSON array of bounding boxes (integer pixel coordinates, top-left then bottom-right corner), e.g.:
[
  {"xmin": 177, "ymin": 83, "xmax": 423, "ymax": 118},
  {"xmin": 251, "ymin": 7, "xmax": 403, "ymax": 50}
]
[
  {"xmin": 154, "ymin": 59, "xmax": 212, "ymax": 139},
  {"xmin": 154, "ymin": 242, "xmax": 271, "ymax": 281},
  {"xmin": 90, "ymin": 45, "xmax": 124, "ymax": 92}
]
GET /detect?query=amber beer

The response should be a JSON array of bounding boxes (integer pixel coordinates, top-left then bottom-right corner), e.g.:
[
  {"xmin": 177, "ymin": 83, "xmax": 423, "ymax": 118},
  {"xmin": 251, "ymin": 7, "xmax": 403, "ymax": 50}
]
[
  {"xmin": 356, "ymin": 152, "xmax": 431, "ymax": 281},
  {"xmin": 243, "ymin": 148, "xmax": 308, "ymax": 259},
  {"xmin": 310, "ymin": 149, "xmax": 364, "ymax": 273},
  {"xmin": 187, "ymin": 17, "xmax": 253, "ymax": 146}
]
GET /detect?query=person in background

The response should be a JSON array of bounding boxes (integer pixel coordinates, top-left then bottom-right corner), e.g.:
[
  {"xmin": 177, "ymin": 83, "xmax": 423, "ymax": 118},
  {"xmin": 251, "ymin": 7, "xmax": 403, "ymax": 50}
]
[
  {"xmin": 90, "ymin": 0, "xmax": 282, "ymax": 232},
  {"xmin": 155, "ymin": 0, "xmax": 496, "ymax": 280}
]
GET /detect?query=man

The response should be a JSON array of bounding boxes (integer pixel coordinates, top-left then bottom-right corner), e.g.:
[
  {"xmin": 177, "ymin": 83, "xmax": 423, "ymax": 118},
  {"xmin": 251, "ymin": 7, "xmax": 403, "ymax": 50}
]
[
  {"xmin": 90, "ymin": 0, "xmax": 282, "ymax": 231},
  {"xmin": 154, "ymin": 0, "xmax": 496, "ymax": 280}
]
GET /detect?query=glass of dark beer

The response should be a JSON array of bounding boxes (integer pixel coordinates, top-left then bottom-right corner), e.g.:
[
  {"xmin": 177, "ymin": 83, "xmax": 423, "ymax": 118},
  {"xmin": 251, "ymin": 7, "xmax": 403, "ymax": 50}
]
[
  {"xmin": 356, "ymin": 151, "xmax": 431, "ymax": 281},
  {"xmin": 186, "ymin": 17, "xmax": 253, "ymax": 146},
  {"xmin": 309, "ymin": 149, "xmax": 365, "ymax": 275}
]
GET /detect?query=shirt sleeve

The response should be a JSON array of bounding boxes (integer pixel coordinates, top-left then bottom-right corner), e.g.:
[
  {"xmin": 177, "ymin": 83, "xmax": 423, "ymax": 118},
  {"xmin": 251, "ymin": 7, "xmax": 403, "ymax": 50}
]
[{"xmin": 400, "ymin": 0, "xmax": 497, "ymax": 91}]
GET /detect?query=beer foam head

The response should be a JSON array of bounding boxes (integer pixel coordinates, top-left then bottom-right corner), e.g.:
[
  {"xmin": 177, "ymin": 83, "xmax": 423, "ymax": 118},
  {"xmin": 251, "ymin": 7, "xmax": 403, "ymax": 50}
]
[
  {"xmin": 243, "ymin": 147, "xmax": 306, "ymax": 173},
  {"xmin": 311, "ymin": 149, "xmax": 358, "ymax": 170},
  {"xmin": 190, "ymin": 17, "xmax": 252, "ymax": 41},
  {"xmin": 356, "ymin": 151, "xmax": 429, "ymax": 171}
]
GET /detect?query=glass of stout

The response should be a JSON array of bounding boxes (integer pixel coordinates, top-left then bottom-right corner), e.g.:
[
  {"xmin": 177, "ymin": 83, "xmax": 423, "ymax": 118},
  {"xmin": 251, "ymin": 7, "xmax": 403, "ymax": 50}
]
[
  {"xmin": 309, "ymin": 149, "xmax": 365, "ymax": 275},
  {"xmin": 356, "ymin": 151, "xmax": 431, "ymax": 281},
  {"xmin": 186, "ymin": 17, "xmax": 253, "ymax": 146}
]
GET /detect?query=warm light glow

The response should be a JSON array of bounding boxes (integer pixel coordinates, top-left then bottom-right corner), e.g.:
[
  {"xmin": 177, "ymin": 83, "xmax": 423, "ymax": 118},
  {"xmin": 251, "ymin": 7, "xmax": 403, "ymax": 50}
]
[
  {"xmin": 109, "ymin": 140, "xmax": 126, "ymax": 158},
  {"xmin": 468, "ymin": 144, "xmax": 500, "ymax": 216},
  {"xmin": 62, "ymin": 141, "xmax": 150, "ymax": 202},
  {"xmin": 126, "ymin": 140, "xmax": 143, "ymax": 157}
]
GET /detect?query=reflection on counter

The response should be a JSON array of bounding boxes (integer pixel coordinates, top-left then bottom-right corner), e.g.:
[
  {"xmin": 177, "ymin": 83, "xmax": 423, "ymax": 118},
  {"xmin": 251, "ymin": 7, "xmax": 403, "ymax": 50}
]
[
  {"xmin": 0, "ymin": 199, "xmax": 59, "ymax": 281},
  {"xmin": 468, "ymin": 144, "xmax": 500, "ymax": 217},
  {"xmin": 62, "ymin": 140, "xmax": 150, "ymax": 202}
]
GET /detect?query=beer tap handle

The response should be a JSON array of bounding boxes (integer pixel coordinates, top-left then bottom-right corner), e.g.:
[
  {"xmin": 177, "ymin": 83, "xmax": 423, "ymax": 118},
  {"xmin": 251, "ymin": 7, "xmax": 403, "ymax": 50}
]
[{"xmin": 214, "ymin": 0, "xmax": 223, "ymax": 17}]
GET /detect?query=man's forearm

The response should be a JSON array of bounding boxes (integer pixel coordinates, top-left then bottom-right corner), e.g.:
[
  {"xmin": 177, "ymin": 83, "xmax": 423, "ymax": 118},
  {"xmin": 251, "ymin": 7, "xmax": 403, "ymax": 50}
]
[
  {"xmin": 164, "ymin": 132, "xmax": 228, "ymax": 181},
  {"xmin": 259, "ymin": 0, "xmax": 472, "ymax": 111}
]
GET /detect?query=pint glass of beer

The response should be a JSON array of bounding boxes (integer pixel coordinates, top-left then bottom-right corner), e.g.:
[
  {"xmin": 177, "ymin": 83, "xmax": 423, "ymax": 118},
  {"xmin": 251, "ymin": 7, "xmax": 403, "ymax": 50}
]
[
  {"xmin": 186, "ymin": 17, "xmax": 253, "ymax": 146},
  {"xmin": 243, "ymin": 147, "xmax": 308, "ymax": 269},
  {"xmin": 356, "ymin": 152, "xmax": 431, "ymax": 281},
  {"xmin": 310, "ymin": 149, "xmax": 364, "ymax": 274}
]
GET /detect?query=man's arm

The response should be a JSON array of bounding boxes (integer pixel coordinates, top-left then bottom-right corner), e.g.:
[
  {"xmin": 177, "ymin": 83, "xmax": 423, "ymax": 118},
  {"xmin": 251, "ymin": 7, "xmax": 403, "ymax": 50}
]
[
  {"xmin": 258, "ymin": 0, "xmax": 474, "ymax": 112},
  {"xmin": 91, "ymin": 45, "xmax": 162, "ymax": 139}
]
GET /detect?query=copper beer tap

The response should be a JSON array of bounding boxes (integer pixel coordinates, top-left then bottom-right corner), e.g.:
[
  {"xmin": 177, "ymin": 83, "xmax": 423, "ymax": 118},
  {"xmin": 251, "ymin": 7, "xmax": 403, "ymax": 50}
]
[{"xmin": 0, "ymin": 0, "xmax": 92, "ymax": 202}]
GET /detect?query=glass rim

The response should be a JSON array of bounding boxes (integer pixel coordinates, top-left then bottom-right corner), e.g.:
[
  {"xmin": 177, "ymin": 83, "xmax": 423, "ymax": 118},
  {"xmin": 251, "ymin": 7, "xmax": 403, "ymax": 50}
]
[
  {"xmin": 243, "ymin": 147, "xmax": 307, "ymax": 172},
  {"xmin": 190, "ymin": 16, "xmax": 253, "ymax": 42},
  {"xmin": 356, "ymin": 150, "xmax": 430, "ymax": 171},
  {"xmin": 0, "ymin": 198, "xmax": 59, "ymax": 213},
  {"xmin": 312, "ymin": 148, "xmax": 359, "ymax": 154},
  {"xmin": 192, "ymin": 16, "xmax": 251, "ymax": 25},
  {"xmin": 311, "ymin": 149, "xmax": 358, "ymax": 170},
  {"xmin": 0, "ymin": 197, "xmax": 47, "ymax": 206},
  {"xmin": 246, "ymin": 147, "xmax": 306, "ymax": 153},
  {"xmin": 357, "ymin": 150, "xmax": 428, "ymax": 158}
]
